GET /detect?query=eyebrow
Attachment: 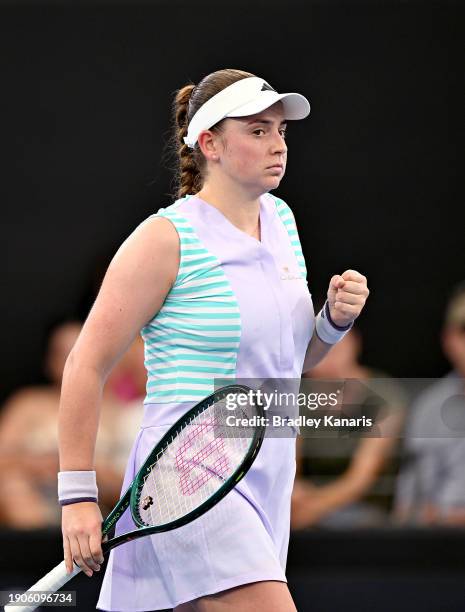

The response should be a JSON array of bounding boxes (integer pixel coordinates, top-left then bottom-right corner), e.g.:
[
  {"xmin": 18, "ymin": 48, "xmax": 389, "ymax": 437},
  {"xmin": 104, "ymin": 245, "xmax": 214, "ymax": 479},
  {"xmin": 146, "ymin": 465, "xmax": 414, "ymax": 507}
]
[{"xmin": 245, "ymin": 119, "xmax": 287, "ymax": 126}]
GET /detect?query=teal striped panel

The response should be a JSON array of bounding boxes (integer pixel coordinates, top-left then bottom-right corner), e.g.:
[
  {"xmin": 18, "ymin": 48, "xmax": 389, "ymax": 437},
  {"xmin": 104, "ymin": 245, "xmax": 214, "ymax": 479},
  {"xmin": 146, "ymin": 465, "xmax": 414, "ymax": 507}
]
[
  {"xmin": 144, "ymin": 350, "xmax": 237, "ymax": 364},
  {"xmin": 145, "ymin": 365, "xmax": 236, "ymax": 374},
  {"xmin": 269, "ymin": 194, "xmax": 308, "ymax": 281},
  {"xmin": 141, "ymin": 197, "xmax": 241, "ymax": 403}
]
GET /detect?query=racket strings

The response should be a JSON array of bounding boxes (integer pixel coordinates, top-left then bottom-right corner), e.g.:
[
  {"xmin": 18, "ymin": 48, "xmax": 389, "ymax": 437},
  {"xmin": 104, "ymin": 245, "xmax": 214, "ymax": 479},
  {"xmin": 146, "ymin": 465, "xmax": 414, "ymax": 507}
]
[{"xmin": 137, "ymin": 394, "xmax": 256, "ymax": 526}]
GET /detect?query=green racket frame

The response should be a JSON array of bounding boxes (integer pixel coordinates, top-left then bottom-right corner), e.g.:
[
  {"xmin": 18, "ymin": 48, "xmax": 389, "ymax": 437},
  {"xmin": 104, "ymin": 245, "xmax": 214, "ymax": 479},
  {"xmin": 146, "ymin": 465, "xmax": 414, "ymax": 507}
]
[{"xmin": 101, "ymin": 383, "xmax": 264, "ymax": 554}]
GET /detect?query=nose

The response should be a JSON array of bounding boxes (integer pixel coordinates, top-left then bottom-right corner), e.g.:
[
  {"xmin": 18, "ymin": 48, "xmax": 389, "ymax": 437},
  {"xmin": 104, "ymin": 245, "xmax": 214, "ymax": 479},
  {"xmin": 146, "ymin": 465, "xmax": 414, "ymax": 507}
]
[{"xmin": 271, "ymin": 130, "xmax": 287, "ymax": 155}]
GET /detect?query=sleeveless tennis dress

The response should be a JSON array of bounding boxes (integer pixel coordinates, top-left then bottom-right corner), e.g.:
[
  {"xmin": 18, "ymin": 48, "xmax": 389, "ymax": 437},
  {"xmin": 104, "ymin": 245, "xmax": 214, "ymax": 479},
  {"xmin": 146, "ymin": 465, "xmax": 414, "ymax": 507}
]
[{"xmin": 97, "ymin": 193, "xmax": 314, "ymax": 611}]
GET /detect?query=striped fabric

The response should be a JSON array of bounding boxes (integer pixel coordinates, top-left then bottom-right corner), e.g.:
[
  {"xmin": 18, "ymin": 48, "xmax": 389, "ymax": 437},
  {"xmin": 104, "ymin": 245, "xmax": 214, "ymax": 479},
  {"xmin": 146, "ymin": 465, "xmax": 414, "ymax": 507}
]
[
  {"xmin": 269, "ymin": 194, "xmax": 308, "ymax": 281},
  {"xmin": 141, "ymin": 197, "xmax": 241, "ymax": 403},
  {"xmin": 141, "ymin": 194, "xmax": 307, "ymax": 403}
]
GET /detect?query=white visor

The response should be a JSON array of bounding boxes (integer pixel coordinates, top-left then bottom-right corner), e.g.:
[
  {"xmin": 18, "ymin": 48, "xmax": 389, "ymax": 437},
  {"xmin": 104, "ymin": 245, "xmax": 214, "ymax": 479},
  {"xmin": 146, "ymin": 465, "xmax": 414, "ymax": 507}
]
[{"xmin": 183, "ymin": 76, "xmax": 310, "ymax": 149}]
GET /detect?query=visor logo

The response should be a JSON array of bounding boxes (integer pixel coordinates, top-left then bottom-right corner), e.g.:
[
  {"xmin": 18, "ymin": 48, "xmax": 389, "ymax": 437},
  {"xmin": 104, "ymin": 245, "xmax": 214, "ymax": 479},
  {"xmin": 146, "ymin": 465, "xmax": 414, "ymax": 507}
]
[{"xmin": 261, "ymin": 82, "xmax": 277, "ymax": 92}]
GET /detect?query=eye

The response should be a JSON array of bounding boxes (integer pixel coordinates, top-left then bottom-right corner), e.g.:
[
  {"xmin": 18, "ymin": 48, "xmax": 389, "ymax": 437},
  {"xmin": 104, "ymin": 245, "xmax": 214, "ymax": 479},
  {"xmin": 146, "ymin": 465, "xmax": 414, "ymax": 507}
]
[
  {"xmin": 253, "ymin": 128, "xmax": 265, "ymax": 136},
  {"xmin": 279, "ymin": 128, "xmax": 287, "ymax": 139}
]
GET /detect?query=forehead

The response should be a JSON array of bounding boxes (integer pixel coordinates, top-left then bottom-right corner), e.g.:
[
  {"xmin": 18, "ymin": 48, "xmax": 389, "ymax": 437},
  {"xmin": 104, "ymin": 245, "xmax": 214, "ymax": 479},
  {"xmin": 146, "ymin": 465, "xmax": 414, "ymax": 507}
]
[{"xmin": 230, "ymin": 101, "xmax": 286, "ymax": 126}]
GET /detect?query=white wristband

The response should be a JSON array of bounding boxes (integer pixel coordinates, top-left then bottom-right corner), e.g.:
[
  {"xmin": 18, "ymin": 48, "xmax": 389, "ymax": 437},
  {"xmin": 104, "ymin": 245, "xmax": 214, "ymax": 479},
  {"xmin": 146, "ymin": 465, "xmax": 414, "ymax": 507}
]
[
  {"xmin": 58, "ymin": 470, "xmax": 98, "ymax": 506},
  {"xmin": 315, "ymin": 301, "xmax": 353, "ymax": 345}
]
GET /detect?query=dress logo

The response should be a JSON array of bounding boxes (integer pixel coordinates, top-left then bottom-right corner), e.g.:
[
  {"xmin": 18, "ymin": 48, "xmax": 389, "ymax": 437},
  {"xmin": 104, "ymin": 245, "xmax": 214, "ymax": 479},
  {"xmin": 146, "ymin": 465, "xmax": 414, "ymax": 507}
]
[{"xmin": 280, "ymin": 265, "xmax": 303, "ymax": 281}]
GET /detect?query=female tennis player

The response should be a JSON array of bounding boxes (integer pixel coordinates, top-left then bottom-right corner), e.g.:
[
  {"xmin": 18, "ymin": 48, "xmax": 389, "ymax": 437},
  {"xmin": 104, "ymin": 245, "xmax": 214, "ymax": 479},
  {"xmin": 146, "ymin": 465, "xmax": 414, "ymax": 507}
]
[{"xmin": 59, "ymin": 68, "xmax": 369, "ymax": 611}]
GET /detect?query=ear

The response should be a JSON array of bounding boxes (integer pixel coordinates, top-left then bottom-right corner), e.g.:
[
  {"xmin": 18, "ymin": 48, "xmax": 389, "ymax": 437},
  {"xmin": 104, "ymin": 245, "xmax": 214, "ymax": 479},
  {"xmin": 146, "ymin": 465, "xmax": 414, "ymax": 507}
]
[{"xmin": 197, "ymin": 130, "xmax": 221, "ymax": 162}]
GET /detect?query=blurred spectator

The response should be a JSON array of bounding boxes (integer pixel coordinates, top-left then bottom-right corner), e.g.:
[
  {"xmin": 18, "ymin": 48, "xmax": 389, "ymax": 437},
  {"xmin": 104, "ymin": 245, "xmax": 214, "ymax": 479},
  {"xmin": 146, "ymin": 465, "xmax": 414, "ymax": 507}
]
[
  {"xmin": 108, "ymin": 334, "xmax": 146, "ymax": 402},
  {"xmin": 107, "ymin": 335, "xmax": 146, "ymax": 474},
  {"xmin": 292, "ymin": 328, "xmax": 405, "ymax": 529},
  {"xmin": 0, "ymin": 320, "xmax": 131, "ymax": 528},
  {"xmin": 394, "ymin": 283, "xmax": 465, "ymax": 526}
]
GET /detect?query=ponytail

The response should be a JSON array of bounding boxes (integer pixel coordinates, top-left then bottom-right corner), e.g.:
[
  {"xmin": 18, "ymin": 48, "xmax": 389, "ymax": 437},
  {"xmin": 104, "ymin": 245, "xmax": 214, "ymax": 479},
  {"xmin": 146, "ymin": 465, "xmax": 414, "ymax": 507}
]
[
  {"xmin": 173, "ymin": 85, "xmax": 203, "ymax": 198},
  {"xmin": 172, "ymin": 69, "xmax": 255, "ymax": 200}
]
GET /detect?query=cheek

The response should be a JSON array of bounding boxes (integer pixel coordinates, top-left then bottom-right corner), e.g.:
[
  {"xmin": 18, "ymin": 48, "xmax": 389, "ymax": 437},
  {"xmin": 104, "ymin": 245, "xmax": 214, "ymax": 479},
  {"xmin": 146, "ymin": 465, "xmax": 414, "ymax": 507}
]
[{"xmin": 225, "ymin": 141, "xmax": 262, "ymax": 174}]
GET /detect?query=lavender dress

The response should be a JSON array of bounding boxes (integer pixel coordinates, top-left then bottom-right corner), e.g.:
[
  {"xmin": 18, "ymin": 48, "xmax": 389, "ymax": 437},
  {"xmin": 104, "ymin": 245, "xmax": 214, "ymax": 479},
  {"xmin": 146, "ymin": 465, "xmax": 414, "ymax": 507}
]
[{"xmin": 97, "ymin": 193, "xmax": 314, "ymax": 611}]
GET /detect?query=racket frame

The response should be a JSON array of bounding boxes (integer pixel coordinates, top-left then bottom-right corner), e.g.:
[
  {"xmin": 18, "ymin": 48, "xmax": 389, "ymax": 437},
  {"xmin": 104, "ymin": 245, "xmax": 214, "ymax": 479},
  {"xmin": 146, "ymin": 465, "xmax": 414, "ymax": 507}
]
[{"xmin": 102, "ymin": 383, "xmax": 264, "ymax": 553}]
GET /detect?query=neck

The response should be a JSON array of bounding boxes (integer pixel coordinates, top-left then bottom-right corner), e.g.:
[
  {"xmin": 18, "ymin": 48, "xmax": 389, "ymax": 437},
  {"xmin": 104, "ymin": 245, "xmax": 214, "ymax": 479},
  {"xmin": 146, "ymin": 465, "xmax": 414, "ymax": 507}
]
[{"xmin": 196, "ymin": 175, "xmax": 262, "ymax": 237}]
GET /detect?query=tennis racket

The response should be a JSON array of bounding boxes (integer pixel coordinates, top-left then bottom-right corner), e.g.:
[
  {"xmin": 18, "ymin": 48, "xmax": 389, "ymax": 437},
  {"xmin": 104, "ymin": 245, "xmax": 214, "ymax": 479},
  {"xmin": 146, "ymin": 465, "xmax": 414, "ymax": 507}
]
[{"xmin": 5, "ymin": 383, "xmax": 264, "ymax": 612}]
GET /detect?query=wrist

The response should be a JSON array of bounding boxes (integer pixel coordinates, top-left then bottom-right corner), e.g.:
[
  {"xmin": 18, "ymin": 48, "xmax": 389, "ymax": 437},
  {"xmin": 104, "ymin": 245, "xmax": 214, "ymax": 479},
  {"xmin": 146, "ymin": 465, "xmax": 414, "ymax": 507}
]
[
  {"xmin": 326, "ymin": 301, "xmax": 353, "ymax": 330},
  {"xmin": 58, "ymin": 470, "xmax": 98, "ymax": 507},
  {"xmin": 315, "ymin": 301, "xmax": 353, "ymax": 344}
]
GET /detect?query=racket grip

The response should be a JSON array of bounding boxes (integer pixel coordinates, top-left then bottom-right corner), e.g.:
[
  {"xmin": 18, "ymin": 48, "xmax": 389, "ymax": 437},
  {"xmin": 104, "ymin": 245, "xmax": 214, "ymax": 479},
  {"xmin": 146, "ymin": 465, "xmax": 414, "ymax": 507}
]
[{"xmin": 4, "ymin": 560, "xmax": 81, "ymax": 612}]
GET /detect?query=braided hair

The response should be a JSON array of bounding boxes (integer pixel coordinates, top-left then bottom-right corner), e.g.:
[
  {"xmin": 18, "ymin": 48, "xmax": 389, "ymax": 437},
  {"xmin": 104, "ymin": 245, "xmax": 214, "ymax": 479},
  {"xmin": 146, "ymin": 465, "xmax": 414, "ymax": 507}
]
[{"xmin": 173, "ymin": 68, "xmax": 255, "ymax": 199}]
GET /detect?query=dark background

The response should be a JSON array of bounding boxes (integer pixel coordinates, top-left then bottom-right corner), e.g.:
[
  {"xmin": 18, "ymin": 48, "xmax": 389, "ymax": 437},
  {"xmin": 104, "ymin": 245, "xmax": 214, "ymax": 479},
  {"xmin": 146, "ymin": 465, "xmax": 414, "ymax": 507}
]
[
  {"xmin": 2, "ymin": 527, "xmax": 465, "ymax": 612},
  {"xmin": 2, "ymin": 0, "xmax": 464, "ymax": 404}
]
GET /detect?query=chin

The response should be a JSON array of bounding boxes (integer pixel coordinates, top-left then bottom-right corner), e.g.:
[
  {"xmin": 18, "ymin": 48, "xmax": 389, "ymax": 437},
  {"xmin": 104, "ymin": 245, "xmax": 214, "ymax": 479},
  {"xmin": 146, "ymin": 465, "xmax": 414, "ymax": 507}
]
[
  {"xmin": 246, "ymin": 177, "xmax": 282, "ymax": 198},
  {"xmin": 264, "ymin": 176, "xmax": 283, "ymax": 192}
]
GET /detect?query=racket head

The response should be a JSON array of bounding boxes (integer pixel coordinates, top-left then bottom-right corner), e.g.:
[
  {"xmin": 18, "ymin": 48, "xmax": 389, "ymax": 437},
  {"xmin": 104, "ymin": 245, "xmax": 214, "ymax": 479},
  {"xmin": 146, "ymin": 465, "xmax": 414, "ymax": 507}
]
[{"xmin": 129, "ymin": 383, "xmax": 264, "ymax": 532}]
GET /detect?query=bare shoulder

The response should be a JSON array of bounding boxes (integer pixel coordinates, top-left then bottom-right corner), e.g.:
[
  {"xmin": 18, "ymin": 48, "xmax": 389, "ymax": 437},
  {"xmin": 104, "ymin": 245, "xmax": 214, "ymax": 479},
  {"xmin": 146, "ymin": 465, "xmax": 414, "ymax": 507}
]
[
  {"xmin": 109, "ymin": 215, "xmax": 180, "ymax": 287},
  {"xmin": 117, "ymin": 215, "xmax": 180, "ymax": 259},
  {"xmin": 135, "ymin": 214, "xmax": 180, "ymax": 244},
  {"xmin": 0, "ymin": 387, "xmax": 52, "ymax": 435},
  {"xmin": 71, "ymin": 215, "xmax": 182, "ymax": 371},
  {"xmin": 1, "ymin": 386, "xmax": 52, "ymax": 411}
]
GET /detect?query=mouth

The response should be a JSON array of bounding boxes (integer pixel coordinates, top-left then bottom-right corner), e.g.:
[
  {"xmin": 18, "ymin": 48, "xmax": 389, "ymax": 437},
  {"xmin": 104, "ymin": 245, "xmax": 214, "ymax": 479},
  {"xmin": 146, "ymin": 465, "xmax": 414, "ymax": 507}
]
[{"xmin": 267, "ymin": 164, "xmax": 284, "ymax": 170}]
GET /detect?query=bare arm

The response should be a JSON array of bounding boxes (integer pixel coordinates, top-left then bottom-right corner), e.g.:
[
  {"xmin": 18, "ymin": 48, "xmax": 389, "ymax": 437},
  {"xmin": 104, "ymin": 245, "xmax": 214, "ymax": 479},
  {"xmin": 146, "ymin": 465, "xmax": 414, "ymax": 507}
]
[
  {"xmin": 59, "ymin": 216, "xmax": 179, "ymax": 469},
  {"xmin": 292, "ymin": 436, "xmax": 399, "ymax": 529},
  {"xmin": 301, "ymin": 332, "xmax": 333, "ymax": 374},
  {"xmin": 59, "ymin": 215, "xmax": 179, "ymax": 576},
  {"xmin": 292, "ymin": 399, "xmax": 404, "ymax": 529}
]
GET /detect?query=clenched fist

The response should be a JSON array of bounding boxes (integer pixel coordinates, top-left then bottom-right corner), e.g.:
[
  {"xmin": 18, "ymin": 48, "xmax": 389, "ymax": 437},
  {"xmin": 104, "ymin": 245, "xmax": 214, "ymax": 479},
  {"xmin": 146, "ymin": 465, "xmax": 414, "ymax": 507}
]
[{"xmin": 327, "ymin": 269, "xmax": 369, "ymax": 327}]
